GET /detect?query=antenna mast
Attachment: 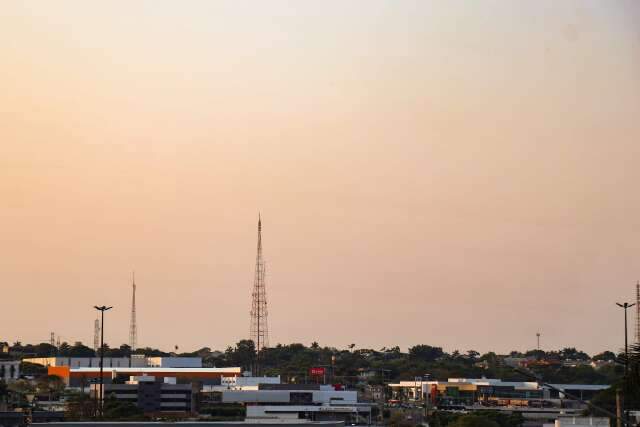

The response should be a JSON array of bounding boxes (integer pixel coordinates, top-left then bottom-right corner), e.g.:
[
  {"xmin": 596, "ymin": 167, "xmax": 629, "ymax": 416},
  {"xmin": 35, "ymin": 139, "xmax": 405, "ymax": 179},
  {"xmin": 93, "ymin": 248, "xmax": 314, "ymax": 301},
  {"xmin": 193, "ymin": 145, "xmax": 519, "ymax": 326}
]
[
  {"xmin": 129, "ymin": 272, "xmax": 137, "ymax": 350},
  {"xmin": 636, "ymin": 281, "xmax": 640, "ymax": 344},
  {"xmin": 250, "ymin": 215, "xmax": 269, "ymax": 373}
]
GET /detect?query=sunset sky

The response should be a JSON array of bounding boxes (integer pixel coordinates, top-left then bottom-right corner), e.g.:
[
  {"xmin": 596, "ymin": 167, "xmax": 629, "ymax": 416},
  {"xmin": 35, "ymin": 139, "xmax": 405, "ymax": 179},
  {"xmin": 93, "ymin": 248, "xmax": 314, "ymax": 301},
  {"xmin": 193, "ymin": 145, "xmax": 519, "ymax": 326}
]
[{"xmin": 1, "ymin": 1, "xmax": 639, "ymax": 355}]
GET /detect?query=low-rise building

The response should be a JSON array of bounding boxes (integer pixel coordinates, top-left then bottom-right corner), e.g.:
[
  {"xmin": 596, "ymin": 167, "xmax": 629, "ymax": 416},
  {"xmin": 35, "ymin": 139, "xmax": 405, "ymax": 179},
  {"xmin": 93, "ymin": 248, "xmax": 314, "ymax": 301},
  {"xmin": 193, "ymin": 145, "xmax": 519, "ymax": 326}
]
[
  {"xmin": 49, "ymin": 366, "xmax": 241, "ymax": 388},
  {"xmin": 0, "ymin": 360, "xmax": 20, "ymax": 381},
  {"xmin": 23, "ymin": 356, "xmax": 203, "ymax": 369},
  {"xmin": 222, "ymin": 384, "xmax": 372, "ymax": 424},
  {"xmin": 96, "ymin": 376, "xmax": 198, "ymax": 415},
  {"xmin": 389, "ymin": 378, "xmax": 609, "ymax": 405},
  {"xmin": 544, "ymin": 416, "xmax": 610, "ymax": 427}
]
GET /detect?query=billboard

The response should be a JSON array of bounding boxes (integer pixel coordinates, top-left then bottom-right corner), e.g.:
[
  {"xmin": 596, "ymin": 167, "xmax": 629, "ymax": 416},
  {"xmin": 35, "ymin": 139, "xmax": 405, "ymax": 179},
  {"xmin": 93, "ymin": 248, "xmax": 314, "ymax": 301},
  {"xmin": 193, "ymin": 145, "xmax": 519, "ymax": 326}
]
[{"xmin": 309, "ymin": 367, "xmax": 326, "ymax": 376}]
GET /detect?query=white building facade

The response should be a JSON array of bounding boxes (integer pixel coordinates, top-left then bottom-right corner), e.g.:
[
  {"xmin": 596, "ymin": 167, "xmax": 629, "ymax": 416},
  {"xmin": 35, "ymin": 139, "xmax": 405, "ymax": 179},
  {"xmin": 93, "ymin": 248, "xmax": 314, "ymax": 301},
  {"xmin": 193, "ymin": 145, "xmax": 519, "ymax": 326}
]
[{"xmin": 0, "ymin": 360, "xmax": 20, "ymax": 381}]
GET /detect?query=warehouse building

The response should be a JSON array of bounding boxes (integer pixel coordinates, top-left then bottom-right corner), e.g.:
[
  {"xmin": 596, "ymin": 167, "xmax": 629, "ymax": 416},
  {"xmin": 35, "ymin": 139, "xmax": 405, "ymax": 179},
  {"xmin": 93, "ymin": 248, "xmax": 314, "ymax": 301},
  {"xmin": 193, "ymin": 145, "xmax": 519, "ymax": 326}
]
[
  {"xmin": 23, "ymin": 356, "xmax": 202, "ymax": 369},
  {"xmin": 49, "ymin": 366, "xmax": 241, "ymax": 388}
]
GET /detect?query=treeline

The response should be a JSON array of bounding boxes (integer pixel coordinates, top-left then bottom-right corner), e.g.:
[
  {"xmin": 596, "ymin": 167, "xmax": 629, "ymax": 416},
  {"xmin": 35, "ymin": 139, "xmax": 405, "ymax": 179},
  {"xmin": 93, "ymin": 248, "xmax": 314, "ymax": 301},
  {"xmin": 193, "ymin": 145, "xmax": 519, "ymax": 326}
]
[
  {"xmin": 3, "ymin": 340, "xmax": 624, "ymax": 386},
  {"xmin": 6, "ymin": 341, "xmax": 171, "ymax": 358},
  {"xmin": 208, "ymin": 341, "xmax": 622, "ymax": 386}
]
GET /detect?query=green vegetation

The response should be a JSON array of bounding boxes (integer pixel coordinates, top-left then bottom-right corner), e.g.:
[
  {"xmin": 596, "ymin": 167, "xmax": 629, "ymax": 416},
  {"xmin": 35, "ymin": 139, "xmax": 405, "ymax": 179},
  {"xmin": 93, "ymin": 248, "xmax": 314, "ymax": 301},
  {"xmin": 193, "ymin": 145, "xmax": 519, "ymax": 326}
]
[
  {"xmin": 208, "ymin": 340, "xmax": 622, "ymax": 387},
  {"xmin": 5, "ymin": 339, "xmax": 623, "ymax": 388},
  {"xmin": 102, "ymin": 394, "xmax": 146, "ymax": 420},
  {"xmin": 586, "ymin": 344, "xmax": 640, "ymax": 420}
]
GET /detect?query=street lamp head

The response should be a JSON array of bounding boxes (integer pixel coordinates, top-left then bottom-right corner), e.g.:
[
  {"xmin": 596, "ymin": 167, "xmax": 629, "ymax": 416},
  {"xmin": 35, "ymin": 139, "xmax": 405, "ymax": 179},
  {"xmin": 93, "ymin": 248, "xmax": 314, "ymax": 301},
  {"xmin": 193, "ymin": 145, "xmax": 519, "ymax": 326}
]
[{"xmin": 94, "ymin": 305, "xmax": 113, "ymax": 311}]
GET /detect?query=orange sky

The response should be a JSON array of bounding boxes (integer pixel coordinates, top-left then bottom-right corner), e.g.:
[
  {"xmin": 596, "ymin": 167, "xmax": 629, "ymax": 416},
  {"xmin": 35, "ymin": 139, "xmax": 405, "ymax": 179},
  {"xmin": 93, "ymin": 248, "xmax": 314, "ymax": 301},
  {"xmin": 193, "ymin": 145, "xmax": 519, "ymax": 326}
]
[{"xmin": 1, "ymin": 1, "xmax": 639, "ymax": 355}]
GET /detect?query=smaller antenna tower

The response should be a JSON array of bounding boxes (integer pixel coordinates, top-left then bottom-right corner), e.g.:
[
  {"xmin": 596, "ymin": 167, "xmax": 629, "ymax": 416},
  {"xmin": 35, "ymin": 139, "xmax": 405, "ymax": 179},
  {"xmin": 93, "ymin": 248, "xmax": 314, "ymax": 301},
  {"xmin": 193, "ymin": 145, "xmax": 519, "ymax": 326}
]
[
  {"xmin": 536, "ymin": 332, "xmax": 540, "ymax": 350},
  {"xmin": 50, "ymin": 332, "xmax": 55, "ymax": 347},
  {"xmin": 93, "ymin": 315, "xmax": 101, "ymax": 352},
  {"xmin": 129, "ymin": 272, "xmax": 137, "ymax": 350},
  {"xmin": 636, "ymin": 281, "xmax": 640, "ymax": 344}
]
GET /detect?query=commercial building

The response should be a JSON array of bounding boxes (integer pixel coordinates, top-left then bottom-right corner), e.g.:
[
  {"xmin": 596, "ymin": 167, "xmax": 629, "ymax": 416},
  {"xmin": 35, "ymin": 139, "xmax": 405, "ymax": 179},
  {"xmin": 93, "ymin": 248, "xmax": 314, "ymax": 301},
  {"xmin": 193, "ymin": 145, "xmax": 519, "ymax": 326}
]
[
  {"xmin": 389, "ymin": 378, "xmax": 608, "ymax": 404},
  {"xmin": 95, "ymin": 375, "xmax": 198, "ymax": 415},
  {"xmin": 23, "ymin": 356, "xmax": 202, "ymax": 369},
  {"xmin": 544, "ymin": 417, "xmax": 610, "ymax": 427},
  {"xmin": 0, "ymin": 361, "xmax": 20, "ymax": 382},
  {"xmin": 49, "ymin": 366, "xmax": 241, "ymax": 388},
  {"xmin": 221, "ymin": 384, "xmax": 372, "ymax": 424},
  {"xmin": 388, "ymin": 378, "xmax": 609, "ymax": 421}
]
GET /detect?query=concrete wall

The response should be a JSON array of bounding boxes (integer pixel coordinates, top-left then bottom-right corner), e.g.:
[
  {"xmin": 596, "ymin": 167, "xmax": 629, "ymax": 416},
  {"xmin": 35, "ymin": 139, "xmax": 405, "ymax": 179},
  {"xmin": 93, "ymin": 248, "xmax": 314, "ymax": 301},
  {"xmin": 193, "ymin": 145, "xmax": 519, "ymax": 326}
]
[
  {"xmin": 24, "ymin": 357, "xmax": 130, "ymax": 368},
  {"xmin": 146, "ymin": 357, "xmax": 202, "ymax": 368}
]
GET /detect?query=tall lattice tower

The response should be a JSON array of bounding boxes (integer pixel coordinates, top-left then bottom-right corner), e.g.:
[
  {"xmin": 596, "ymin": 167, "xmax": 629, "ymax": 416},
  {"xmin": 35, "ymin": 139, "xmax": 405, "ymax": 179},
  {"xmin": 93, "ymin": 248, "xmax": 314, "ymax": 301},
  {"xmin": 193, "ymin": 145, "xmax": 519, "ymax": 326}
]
[
  {"xmin": 93, "ymin": 315, "xmax": 100, "ymax": 351},
  {"xmin": 250, "ymin": 215, "xmax": 269, "ymax": 351},
  {"xmin": 129, "ymin": 272, "xmax": 138, "ymax": 350},
  {"xmin": 636, "ymin": 281, "xmax": 640, "ymax": 344}
]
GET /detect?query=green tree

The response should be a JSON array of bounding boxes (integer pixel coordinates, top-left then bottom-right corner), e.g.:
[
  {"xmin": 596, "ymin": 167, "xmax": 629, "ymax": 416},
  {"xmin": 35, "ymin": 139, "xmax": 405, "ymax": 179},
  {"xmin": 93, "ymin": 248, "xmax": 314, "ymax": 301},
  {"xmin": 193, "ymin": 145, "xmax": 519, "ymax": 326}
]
[
  {"xmin": 36, "ymin": 375, "xmax": 66, "ymax": 401},
  {"xmin": 65, "ymin": 391, "xmax": 98, "ymax": 420},
  {"xmin": 409, "ymin": 345, "xmax": 444, "ymax": 362},
  {"xmin": 67, "ymin": 342, "xmax": 96, "ymax": 357},
  {"xmin": 592, "ymin": 351, "xmax": 616, "ymax": 362},
  {"xmin": 225, "ymin": 340, "xmax": 256, "ymax": 372},
  {"xmin": 21, "ymin": 362, "xmax": 47, "ymax": 377},
  {"xmin": 102, "ymin": 394, "xmax": 145, "ymax": 420}
]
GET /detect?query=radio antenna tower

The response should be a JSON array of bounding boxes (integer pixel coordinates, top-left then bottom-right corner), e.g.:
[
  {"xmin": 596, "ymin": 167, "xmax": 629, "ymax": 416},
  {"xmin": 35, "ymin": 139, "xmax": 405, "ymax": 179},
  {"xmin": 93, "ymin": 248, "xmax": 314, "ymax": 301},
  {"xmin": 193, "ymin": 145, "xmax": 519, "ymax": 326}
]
[
  {"xmin": 129, "ymin": 272, "xmax": 137, "ymax": 351},
  {"xmin": 93, "ymin": 314, "xmax": 100, "ymax": 351},
  {"xmin": 250, "ymin": 214, "xmax": 269, "ymax": 357},
  {"xmin": 636, "ymin": 281, "xmax": 640, "ymax": 344},
  {"xmin": 50, "ymin": 332, "xmax": 55, "ymax": 347}
]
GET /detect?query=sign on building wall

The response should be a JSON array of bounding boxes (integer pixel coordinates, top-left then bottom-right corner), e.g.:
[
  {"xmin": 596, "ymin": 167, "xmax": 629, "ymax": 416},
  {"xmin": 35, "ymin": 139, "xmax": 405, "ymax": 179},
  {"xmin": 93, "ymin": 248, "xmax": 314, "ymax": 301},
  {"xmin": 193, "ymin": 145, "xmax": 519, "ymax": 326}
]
[{"xmin": 309, "ymin": 367, "xmax": 325, "ymax": 377}]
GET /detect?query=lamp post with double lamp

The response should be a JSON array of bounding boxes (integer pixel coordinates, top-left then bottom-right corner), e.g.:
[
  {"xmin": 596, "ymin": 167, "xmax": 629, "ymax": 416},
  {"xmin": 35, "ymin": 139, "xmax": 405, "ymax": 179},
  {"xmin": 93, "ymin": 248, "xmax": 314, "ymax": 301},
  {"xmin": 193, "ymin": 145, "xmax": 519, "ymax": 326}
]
[
  {"xmin": 615, "ymin": 301, "xmax": 635, "ymax": 425},
  {"xmin": 94, "ymin": 305, "xmax": 112, "ymax": 418}
]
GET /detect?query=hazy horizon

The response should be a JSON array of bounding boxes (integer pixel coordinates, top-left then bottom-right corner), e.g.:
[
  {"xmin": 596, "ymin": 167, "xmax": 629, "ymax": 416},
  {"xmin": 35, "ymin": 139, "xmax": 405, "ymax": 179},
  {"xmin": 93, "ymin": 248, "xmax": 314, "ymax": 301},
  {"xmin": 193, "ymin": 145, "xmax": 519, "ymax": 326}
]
[{"xmin": 1, "ymin": 1, "xmax": 639, "ymax": 356}]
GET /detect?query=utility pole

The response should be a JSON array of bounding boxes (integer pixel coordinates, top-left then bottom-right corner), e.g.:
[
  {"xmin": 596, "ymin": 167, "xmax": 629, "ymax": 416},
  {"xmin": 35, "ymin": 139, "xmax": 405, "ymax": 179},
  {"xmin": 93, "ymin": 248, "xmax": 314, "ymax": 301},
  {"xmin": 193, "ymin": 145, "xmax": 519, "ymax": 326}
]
[
  {"xmin": 94, "ymin": 305, "xmax": 112, "ymax": 418},
  {"xmin": 616, "ymin": 302, "xmax": 635, "ymax": 377},
  {"xmin": 616, "ymin": 388, "xmax": 622, "ymax": 427},
  {"xmin": 616, "ymin": 301, "xmax": 635, "ymax": 426}
]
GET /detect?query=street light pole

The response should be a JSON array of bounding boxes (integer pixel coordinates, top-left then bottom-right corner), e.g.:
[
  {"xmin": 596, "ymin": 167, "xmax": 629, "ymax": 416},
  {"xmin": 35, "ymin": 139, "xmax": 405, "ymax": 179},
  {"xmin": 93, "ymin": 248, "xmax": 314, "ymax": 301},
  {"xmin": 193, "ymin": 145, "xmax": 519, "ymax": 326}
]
[
  {"xmin": 94, "ymin": 305, "xmax": 112, "ymax": 418},
  {"xmin": 615, "ymin": 301, "xmax": 635, "ymax": 425},
  {"xmin": 616, "ymin": 302, "xmax": 635, "ymax": 377}
]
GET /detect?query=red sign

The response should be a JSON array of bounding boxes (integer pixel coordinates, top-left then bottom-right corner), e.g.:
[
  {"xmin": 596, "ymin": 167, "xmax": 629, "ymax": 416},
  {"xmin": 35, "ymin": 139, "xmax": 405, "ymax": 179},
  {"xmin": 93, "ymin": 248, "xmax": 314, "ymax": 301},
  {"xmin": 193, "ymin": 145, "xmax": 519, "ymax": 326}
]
[{"xmin": 309, "ymin": 367, "xmax": 326, "ymax": 376}]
